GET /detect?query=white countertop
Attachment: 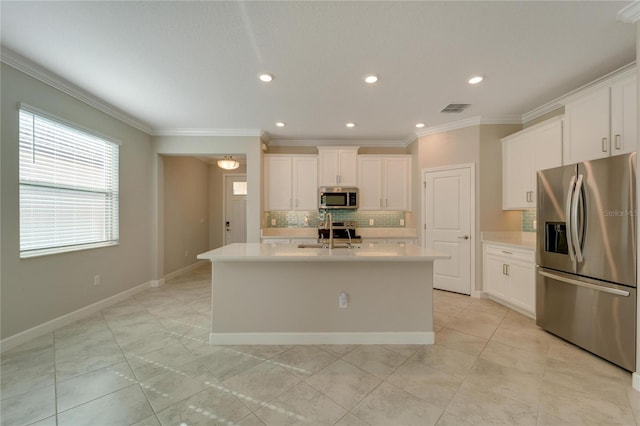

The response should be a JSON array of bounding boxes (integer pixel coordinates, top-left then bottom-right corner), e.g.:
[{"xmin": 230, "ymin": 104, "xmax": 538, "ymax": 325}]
[
  {"xmin": 260, "ymin": 228, "xmax": 418, "ymax": 239},
  {"xmin": 198, "ymin": 243, "xmax": 449, "ymax": 262},
  {"xmin": 481, "ymin": 232, "xmax": 536, "ymax": 251}
]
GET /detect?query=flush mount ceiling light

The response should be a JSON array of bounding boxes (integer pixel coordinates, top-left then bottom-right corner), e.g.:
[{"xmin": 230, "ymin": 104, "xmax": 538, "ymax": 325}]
[
  {"xmin": 415, "ymin": 123, "xmax": 425, "ymax": 128},
  {"xmin": 468, "ymin": 75, "xmax": 484, "ymax": 85},
  {"xmin": 217, "ymin": 156, "xmax": 240, "ymax": 170},
  {"xmin": 363, "ymin": 74, "xmax": 379, "ymax": 84},
  {"xmin": 276, "ymin": 122, "xmax": 286, "ymax": 127},
  {"xmin": 346, "ymin": 122, "xmax": 356, "ymax": 128},
  {"xmin": 258, "ymin": 73, "xmax": 274, "ymax": 83}
]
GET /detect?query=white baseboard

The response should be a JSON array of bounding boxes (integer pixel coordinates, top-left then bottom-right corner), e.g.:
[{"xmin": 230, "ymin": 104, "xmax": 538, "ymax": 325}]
[
  {"xmin": 486, "ymin": 294, "xmax": 536, "ymax": 319},
  {"xmin": 150, "ymin": 279, "xmax": 165, "ymax": 288},
  {"xmin": 163, "ymin": 260, "xmax": 208, "ymax": 282},
  {"xmin": 1, "ymin": 281, "xmax": 151, "ymax": 353},
  {"xmin": 633, "ymin": 373, "xmax": 640, "ymax": 391},
  {"xmin": 209, "ymin": 331, "xmax": 435, "ymax": 345},
  {"xmin": 472, "ymin": 290, "xmax": 487, "ymax": 298}
]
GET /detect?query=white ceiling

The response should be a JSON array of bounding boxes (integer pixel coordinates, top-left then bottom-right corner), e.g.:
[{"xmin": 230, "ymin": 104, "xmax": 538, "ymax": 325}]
[{"xmin": 1, "ymin": 1, "xmax": 636, "ymax": 144}]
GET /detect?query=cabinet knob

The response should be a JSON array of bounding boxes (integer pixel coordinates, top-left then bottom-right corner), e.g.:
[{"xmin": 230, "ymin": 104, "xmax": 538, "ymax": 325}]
[
  {"xmin": 615, "ymin": 134, "xmax": 622, "ymax": 150},
  {"xmin": 458, "ymin": 235, "xmax": 470, "ymax": 240},
  {"xmin": 602, "ymin": 137, "xmax": 608, "ymax": 152}
]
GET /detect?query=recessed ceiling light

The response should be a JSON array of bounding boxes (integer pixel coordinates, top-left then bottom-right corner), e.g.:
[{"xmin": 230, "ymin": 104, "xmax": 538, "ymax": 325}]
[
  {"xmin": 468, "ymin": 75, "xmax": 484, "ymax": 85},
  {"xmin": 258, "ymin": 73, "xmax": 274, "ymax": 83},
  {"xmin": 363, "ymin": 74, "xmax": 379, "ymax": 84},
  {"xmin": 346, "ymin": 122, "xmax": 356, "ymax": 128},
  {"xmin": 276, "ymin": 122, "xmax": 286, "ymax": 127},
  {"xmin": 415, "ymin": 123, "xmax": 425, "ymax": 128}
]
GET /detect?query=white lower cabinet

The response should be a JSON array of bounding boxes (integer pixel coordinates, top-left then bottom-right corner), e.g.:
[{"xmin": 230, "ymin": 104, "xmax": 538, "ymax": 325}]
[
  {"xmin": 261, "ymin": 238, "xmax": 316, "ymax": 245},
  {"xmin": 483, "ymin": 243, "xmax": 535, "ymax": 318},
  {"xmin": 364, "ymin": 238, "xmax": 417, "ymax": 247},
  {"xmin": 261, "ymin": 238, "xmax": 291, "ymax": 244}
]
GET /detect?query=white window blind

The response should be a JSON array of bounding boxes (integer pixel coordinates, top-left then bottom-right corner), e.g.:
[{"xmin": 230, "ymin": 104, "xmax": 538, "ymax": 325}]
[{"xmin": 19, "ymin": 107, "xmax": 119, "ymax": 257}]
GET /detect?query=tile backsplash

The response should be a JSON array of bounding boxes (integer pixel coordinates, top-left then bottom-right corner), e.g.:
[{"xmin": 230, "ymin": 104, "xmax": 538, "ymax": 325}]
[
  {"xmin": 265, "ymin": 210, "xmax": 407, "ymax": 228},
  {"xmin": 522, "ymin": 209, "xmax": 536, "ymax": 233}
]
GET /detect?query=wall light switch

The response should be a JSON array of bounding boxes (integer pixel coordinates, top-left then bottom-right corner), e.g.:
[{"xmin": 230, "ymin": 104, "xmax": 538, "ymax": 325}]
[
  {"xmin": 271, "ymin": 218, "xmax": 276, "ymax": 226},
  {"xmin": 369, "ymin": 219, "xmax": 374, "ymax": 226}
]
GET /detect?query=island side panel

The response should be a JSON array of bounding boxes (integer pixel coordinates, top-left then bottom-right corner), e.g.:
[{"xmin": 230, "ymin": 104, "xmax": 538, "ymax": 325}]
[{"xmin": 210, "ymin": 260, "xmax": 433, "ymax": 342}]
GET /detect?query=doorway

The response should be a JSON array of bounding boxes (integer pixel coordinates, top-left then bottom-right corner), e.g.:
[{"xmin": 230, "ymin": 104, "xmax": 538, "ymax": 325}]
[
  {"xmin": 223, "ymin": 174, "xmax": 247, "ymax": 245},
  {"xmin": 423, "ymin": 164, "xmax": 475, "ymax": 295}
]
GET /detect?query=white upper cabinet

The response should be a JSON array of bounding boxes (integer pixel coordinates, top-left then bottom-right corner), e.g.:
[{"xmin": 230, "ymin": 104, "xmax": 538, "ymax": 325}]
[
  {"xmin": 562, "ymin": 71, "xmax": 636, "ymax": 164},
  {"xmin": 610, "ymin": 76, "xmax": 637, "ymax": 156},
  {"xmin": 502, "ymin": 116, "xmax": 563, "ymax": 210},
  {"xmin": 264, "ymin": 154, "xmax": 317, "ymax": 211},
  {"xmin": 318, "ymin": 147, "xmax": 359, "ymax": 186},
  {"xmin": 358, "ymin": 155, "xmax": 411, "ymax": 211}
]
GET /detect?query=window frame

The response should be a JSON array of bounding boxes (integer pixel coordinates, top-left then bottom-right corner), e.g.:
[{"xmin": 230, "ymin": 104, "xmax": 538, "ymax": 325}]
[{"xmin": 18, "ymin": 103, "xmax": 121, "ymax": 258}]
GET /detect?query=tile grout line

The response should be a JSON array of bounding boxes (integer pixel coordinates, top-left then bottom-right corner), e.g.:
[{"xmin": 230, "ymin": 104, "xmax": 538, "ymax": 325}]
[
  {"xmin": 52, "ymin": 332, "xmax": 59, "ymax": 426},
  {"xmin": 99, "ymin": 298, "xmax": 163, "ymax": 425}
]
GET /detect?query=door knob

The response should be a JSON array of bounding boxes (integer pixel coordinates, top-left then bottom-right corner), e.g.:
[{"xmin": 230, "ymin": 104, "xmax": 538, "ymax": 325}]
[{"xmin": 458, "ymin": 235, "xmax": 470, "ymax": 240}]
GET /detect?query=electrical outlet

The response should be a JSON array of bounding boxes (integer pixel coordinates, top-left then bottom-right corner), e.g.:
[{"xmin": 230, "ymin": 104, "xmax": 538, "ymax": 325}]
[
  {"xmin": 400, "ymin": 219, "xmax": 405, "ymax": 226},
  {"xmin": 339, "ymin": 291, "xmax": 348, "ymax": 309},
  {"xmin": 271, "ymin": 218, "xmax": 276, "ymax": 226},
  {"xmin": 533, "ymin": 220, "xmax": 537, "ymax": 230},
  {"xmin": 93, "ymin": 275, "xmax": 100, "ymax": 286},
  {"xmin": 369, "ymin": 219, "xmax": 374, "ymax": 226}
]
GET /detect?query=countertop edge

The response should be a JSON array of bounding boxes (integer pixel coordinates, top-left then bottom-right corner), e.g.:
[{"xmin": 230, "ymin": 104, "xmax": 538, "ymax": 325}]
[{"xmin": 481, "ymin": 239, "xmax": 536, "ymax": 251}]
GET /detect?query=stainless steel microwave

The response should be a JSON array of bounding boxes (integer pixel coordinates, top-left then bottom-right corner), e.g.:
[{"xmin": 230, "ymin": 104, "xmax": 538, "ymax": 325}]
[{"xmin": 319, "ymin": 187, "xmax": 358, "ymax": 209}]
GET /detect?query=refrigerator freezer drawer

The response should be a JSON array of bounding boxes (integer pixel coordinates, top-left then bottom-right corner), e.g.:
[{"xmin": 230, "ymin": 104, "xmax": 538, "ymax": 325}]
[{"xmin": 536, "ymin": 267, "xmax": 636, "ymax": 371}]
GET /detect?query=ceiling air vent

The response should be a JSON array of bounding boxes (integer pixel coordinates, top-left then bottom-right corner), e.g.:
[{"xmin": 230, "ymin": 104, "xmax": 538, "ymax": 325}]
[{"xmin": 441, "ymin": 104, "xmax": 471, "ymax": 113}]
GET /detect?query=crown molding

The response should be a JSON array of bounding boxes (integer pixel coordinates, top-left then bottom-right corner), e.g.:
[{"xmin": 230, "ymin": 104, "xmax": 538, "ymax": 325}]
[
  {"xmin": 151, "ymin": 128, "xmax": 262, "ymax": 137},
  {"xmin": 618, "ymin": 1, "xmax": 640, "ymax": 23},
  {"xmin": 556, "ymin": 62, "xmax": 636, "ymax": 105},
  {"xmin": 1, "ymin": 47, "xmax": 153, "ymax": 135},
  {"xmin": 415, "ymin": 115, "xmax": 522, "ymax": 137},
  {"xmin": 403, "ymin": 133, "xmax": 418, "ymax": 147},
  {"xmin": 521, "ymin": 102, "xmax": 564, "ymax": 124},
  {"xmin": 266, "ymin": 138, "xmax": 406, "ymax": 147}
]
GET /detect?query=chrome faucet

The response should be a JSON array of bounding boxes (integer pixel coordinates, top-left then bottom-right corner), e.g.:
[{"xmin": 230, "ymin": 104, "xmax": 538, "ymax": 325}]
[{"xmin": 327, "ymin": 212, "xmax": 334, "ymax": 249}]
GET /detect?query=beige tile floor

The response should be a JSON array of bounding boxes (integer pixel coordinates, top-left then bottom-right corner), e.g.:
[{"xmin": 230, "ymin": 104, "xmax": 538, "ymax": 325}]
[{"xmin": 2, "ymin": 264, "xmax": 640, "ymax": 426}]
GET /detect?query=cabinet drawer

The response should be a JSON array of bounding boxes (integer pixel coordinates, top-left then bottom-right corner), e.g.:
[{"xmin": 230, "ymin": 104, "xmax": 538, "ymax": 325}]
[{"xmin": 484, "ymin": 244, "xmax": 534, "ymax": 262}]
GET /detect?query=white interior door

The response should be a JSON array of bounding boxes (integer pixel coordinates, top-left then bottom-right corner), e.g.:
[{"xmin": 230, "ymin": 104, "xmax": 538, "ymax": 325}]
[
  {"xmin": 224, "ymin": 174, "xmax": 247, "ymax": 245},
  {"xmin": 424, "ymin": 165, "xmax": 473, "ymax": 295}
]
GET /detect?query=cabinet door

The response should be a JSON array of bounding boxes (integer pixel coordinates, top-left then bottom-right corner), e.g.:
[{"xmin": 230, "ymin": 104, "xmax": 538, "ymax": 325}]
[
  {"xmin": 507, "ymin": 258, "xmax": 535, "ymax": 314},
  {"xmin": 484, "ymin": 253, "xmax": 509, "ymax": 301},
  {"xmin": 564, "ymin": 86, "xmax": 611, "ymax": 164},
  {"xmin": 502, "ymin": 135, "xmax": 533, "ymax": 209},
  {"xmin": 293, "ymin": 156, "xmax": 318, "ymax": 210},
  {"xmin": 337, "ymin": 149, "xmax": 358, "ymax": 186},
  {"xmin": 358, "ymin": 157, "xmax": 383, "ymax": 210},
  {"xmin": 264, "ymin": 156, "xmax": 292, "ymax": 210},
  {"xmin": 531, "ymin": 119, "xmax": 563, "ymax": 203},
  {"xmin": 384, "ymin": 157, "xmax": 411, "ymax": 210},
  {"xmin": 611, "ymin": 77, "xmax": 637, "ymax": 156},
  {"xmin": 318, "ymin": 149, "xmax": 340, "ymax": 186}
]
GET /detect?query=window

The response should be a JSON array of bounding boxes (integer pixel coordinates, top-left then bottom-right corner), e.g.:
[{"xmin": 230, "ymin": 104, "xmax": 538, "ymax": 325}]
[
  {"xmin": 19, "ymin": 105, "xmax": 119, "ymax": 258},
  {"xmin": 232, "ymin": 181, "xmax": 247, "ymax": 195}
]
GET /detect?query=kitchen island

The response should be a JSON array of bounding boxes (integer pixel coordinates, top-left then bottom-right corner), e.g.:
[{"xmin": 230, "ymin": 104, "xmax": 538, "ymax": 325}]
[{"xmin": 197, "ymin": 243, "xmax": 449, "ymax": 345}]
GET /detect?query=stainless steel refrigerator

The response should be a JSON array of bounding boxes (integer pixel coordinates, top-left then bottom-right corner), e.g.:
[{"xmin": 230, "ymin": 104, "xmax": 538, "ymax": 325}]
[{"xmin": 536, "ymin": 152, "xmax": 636, "ymax": 371}]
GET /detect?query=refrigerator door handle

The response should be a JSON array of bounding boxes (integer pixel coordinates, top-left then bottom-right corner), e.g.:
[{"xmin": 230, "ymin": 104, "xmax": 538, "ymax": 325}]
[
  {"xmin": 565, "ymin": 175, "xmax": 577, "ymax": 262},
  {"xmin": 538, "ymin": 270, "xmax": 630, "ymax": 297},
  {"xmin": 571, "ymin": 174, "xmax": 584, "ymax": 263}
]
